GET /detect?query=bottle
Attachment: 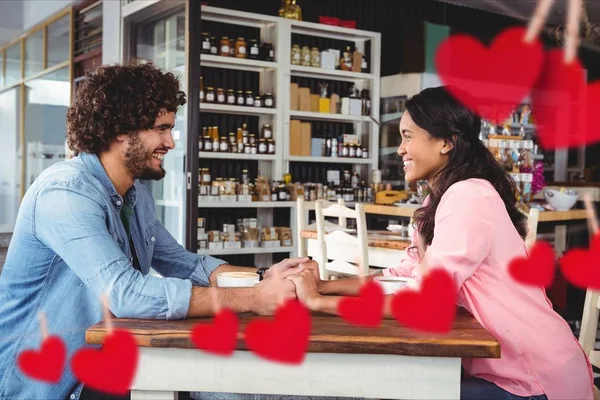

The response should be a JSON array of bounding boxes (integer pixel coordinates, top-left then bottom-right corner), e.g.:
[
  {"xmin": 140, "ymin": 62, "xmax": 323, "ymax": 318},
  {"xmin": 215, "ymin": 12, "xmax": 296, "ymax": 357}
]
[
  {"xmin": 326, "ymin": 134, "xmax": 332, "ymax": 157},
  {"xmin": 249, "ymin": 39, "xmax": 260, "ymax": 60},
  {"xmin": 271, "ymin": 182, "xmax": 279, "ymax": 202},
  {"xmin": 258, "ymin": 139, "xmax": 267, "ymax": 154},
  {"xmin": 245, "ymin": 91, "xmax": 254, "ymax": 106},
  {"xmin": 236, "ymin": 128, "xmax": 244, "ymax": 153},
  {"xmin": 361, "ymin": 56, "xmax": 368, "ymax": 72},
  {"xmin": 301, "ymin": 46, "xmax": 311, "ymax": 66},
  {"xmin": 209, "ymin": 36, "xmax": 218, "ymax": 55},
  {"xmin": 331, "ymin": 136, "xmax": 338, "ymax": 157},
  {"xmin": 242, "ymin": 123, "xmax": 249, "ymax": 144},
  {"xmin": 349, "ymin": 144, "xmax": 357, "ymax": 158},
  {"xmin": 199, "ymin": 77, "xmax": 205, "ymax": 103},
  {"xmin": 219, "ymin": 36, "xmax": 230, "ymax": 57},
  {"xmin": 267, "ymin": 139, "xmax": 276, "ymax": 154},
  {"xmin": 235, "ymin": 37, "xmax": 247, "ymax": 58},
  {"xmin": 219, "ymin": 137, "xmax": 228, "ymax": 152},
  {"xmin": 205, "ymin": 87, "xmax": 215, "ymax": 103},
  {"xmin": 291, "ymin": 44, "xmax": 301, "ymax": 65},
  {"xmin": 236, "ymin": 90, "xmax": 245, "ymax": 106},
  {"xmin": 201, "ymin": 33, "xmax": 211, "ymax": 54},
  {"xmin": 216, "ymin": 88, "xmax": 225, "ymax": 104},
  {"xmin": 212, "ymin": 127, "xmax": 220, "ymax": 152},
  {"xmin": 226, "ymin": 89, "xmax": 235, "ymax": 104}
]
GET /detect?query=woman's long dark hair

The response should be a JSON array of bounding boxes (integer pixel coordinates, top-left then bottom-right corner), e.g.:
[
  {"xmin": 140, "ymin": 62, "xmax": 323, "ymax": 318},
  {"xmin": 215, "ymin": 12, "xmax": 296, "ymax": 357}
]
[{"xmin": 408, "ymin": 86, "xmax": 527, "ymax": 246}]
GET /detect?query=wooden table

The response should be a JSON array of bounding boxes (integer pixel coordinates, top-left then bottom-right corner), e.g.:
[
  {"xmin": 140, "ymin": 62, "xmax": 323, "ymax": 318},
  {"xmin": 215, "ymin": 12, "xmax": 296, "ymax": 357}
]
[
  {"xmin": 363, "ymin": 203, "xmax": 418, "ymax": 218},
  {"xmin": 537, "ymin": 209, "xmax": 589, "ymax": 256},
  {"xmin": 301, "ymin": 229, "xmax": 411, "ymax": 269},
  {"xmin": 87, "ymin": 310, "xmax": 500, "ymax": 400}
]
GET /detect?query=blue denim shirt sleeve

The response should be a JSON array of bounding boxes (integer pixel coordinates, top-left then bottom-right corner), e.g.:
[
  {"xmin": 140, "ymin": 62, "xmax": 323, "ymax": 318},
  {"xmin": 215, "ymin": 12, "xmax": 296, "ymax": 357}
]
[
  {"xmin": 34, "ymin": 180, "xmax": 192, "ymax": 320},
  {"xmin": 151, "ymin": 220, "xmax": 227, "ymax": 286}
]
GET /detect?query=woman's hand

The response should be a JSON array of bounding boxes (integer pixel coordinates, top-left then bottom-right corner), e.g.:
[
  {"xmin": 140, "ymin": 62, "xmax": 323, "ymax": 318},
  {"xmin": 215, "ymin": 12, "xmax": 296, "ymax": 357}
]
[
  {"xmin": 287, "ymin": 269, "xmax": 321, "ymax": 310},
  {"xmin": 299, "ymin": 260, "xmax": 324, "ymax": 293}
]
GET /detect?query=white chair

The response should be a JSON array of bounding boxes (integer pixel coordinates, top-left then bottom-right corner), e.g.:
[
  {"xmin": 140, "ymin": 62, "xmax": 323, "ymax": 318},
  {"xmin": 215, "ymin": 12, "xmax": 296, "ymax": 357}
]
[
  {"xmin": 578, "ymin": 289, "xmax": 600, "ymax": 399},
  {"xmin": 525, "ymin": 208, "xmax": 540, "ymax": 249},
  {"xmin": 314, "ymin": 199, "xmax": 369, "ymax": 280},
  {"xmin": 296, "ymin": 197, "xmax": 346, "ymax": 258}
]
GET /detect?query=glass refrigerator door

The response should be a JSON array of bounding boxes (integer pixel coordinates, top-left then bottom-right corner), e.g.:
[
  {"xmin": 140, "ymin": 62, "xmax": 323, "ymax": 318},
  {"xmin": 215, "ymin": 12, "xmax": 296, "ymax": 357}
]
[
  {"xmin": 379, "ymin": 95, "xmax": 407, "ymax": 189},
  {"xmin": 135, "ymin": 11, "xmax": 187, "ymax": 244}
]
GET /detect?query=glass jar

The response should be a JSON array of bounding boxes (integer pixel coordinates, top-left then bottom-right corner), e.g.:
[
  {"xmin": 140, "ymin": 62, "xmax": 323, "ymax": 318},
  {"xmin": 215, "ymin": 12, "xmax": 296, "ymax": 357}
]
[
  {"xmin": 356, "ymin": 146, "xmax": 363, "ymax": 158},
  {"xmin": 291, "ymin": 44, "xmax": 301, "ymax": 65},
  {"xmin": 349, "ymin": 144, "xmax": 357, "ymax": 158},
  {"xmin": 228, "ymin": 132, "xmax": 236, "ymax": 146},
  {"xmin": 216, "ymin": 88, "xmax": 225, "ymax": 104},
  {"xmin": 277, "ymin": 184, "xmax": 288, "ymax": 201},
  {"xmin": 202, "ymin": 168, "xmax": 212, "ymax": 184},
  {"xmin": 263, "ymin": 93, "xmax": 274, "ymax": 108},
  {"xmin": 212, "ymin": 135, "xmax": 220, "ymax": 152},
  {"xmin": 248, "ymin": 39, "xmax": 260, "ymax": 60},
  {"xmin": 261, "ymin": 42, "xmax": 274, "ymax": 61},
  {"xmin": 254, "ymin": 96, "xmax": 262, "ymax": 107},
  {"xmin": 244, "ymin": 144, "xmax": 252, "ymax": 154},
  {"xmin": 310, "ymin": 47, "xmax": 320, "ymax": 68},
  {"xmin": 205, "ymin": 87, "xmax": 215, "ymax": 103},
  {"xmin": 258, "ymin": 139, "xmax": 267, "ymax": 154},
  {"xmin": 236, "ymin": 90, "xmax": 245, "ymax": 105},
  {"xmin": 229, "ymin": 38, "xmax": 235, "ymax": 56},
  {"xmin": 261, "ymin": 124, "xmax": 273, "ymax": 139},
  {"xmin": 226, "ymin": 89, "xmax": 235, "ymax": 104},
  {"xmin": 249, "ymin": 134, "xmax": 256, "ymax": 145},
  {"xmin": 219, "ymin": 37, "xmax": 230, "ymax": 57},
  {"xmin": 267, "ymin": 139, "xmax": 276, "ymax": 154},
  {"xmin": 301, "ymin": 46, "xmax": 311, "ymax": 66},
  {"xmin": 362, "ymin": 148, "xmax": 368, "ymax": 158},
  {"xmin": 209, "ymin": 36, "xmax": 218, "ymax": 55},
  {"xmin": 245, "ymin": 91, "xmax": 254, "ymax": 106},
  {"xmin": 203, "ymin": 136, "xmax": 212, "ymax": 151},
  {"xmin": 341, "ymin": 144, "xmax": 349, "ymax": 157},
  {"xmin": 201, "ymin": 33, "xmax": 211, "ymax": 54},
  {"xmin": 219, "ymin": 137, "xmax": 228, "ymax": 152},
  {"xmin": 235, "ymin": 37, "xmax": 247, "ymax": 58},
  {"xmin": 251, "ymin": 144, "xmax": 257, "ymax": 154},
  {"xmin": 199, "ymin": 76, "xmax": 205, "ymax": 103}
]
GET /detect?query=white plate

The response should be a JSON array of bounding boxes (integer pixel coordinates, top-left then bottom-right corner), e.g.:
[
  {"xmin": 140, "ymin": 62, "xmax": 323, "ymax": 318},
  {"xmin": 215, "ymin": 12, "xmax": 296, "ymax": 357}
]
[{"xmin": 386, "ymin": 226, "xmax": 404, "ymax": 233}]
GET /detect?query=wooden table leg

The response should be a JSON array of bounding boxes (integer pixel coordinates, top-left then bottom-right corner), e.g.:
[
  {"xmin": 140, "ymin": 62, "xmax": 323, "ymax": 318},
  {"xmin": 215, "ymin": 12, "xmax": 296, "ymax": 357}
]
[{"xmin": 131, "ymin": 390, "xmax": 178, "ymax": 400}]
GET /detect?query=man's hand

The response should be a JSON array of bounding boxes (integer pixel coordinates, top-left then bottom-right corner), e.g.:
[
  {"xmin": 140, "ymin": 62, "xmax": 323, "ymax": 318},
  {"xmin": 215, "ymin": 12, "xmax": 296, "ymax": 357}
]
[
  {"xmin": 299, "ymin": 260, "xmax": 324, "ymax": 293},
  {"xmin": 252, "ymin": 277, "xmax": 297, "ymax": 315},
  {"xmin": 264, "ymin": 257, "xmax": 309, "ymax": 280},
  {"xmin": 287, "ymin": 270, "xmax": 321, "ymax": 310}
]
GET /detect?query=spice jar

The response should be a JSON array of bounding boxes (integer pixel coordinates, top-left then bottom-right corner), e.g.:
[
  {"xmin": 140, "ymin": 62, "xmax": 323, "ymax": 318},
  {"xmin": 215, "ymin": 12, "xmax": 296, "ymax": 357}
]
[
  {"xmin": 291, "ymin": 45, "xmax": 301, "ymax": 65},
  {"xmin": 310, "ymin": 47, "xmax": 320, "ymax": 68},
  {"xmin": 226, "ymin": 89, "xmax": 235, "ymax": 104},
  {"xmin": 209, "ymin": 36, "xmax": 217, "ymax": 55},
  {"xmin": 261, "ymin": 42, "xmax": 274, "ymax": 61},
  {"xmin": 219, "ymin": 37, "xmax": 230, "ymax": 57},
  {"xmin": 228, "ymin": 132, "xmax": 236, "ymax": 146},
  {"xmin": 251, "ymin": 144, "xmax": 257, "ymax": 154},
  {"xmin": 205, "ymin": 87, "xmax": 215, "ymax": 103},
  {"xmin": 248, "ymin": 39, "xmax": 260, "ymax": 60},
  {"xmin": 201, "ymin": 33, "xmax": 211, "ymax": 54},
  {"xmin": 249, "ymin": 134, "xmax": 256, "ymax": 145},
  {"xmin": 362, "ymin": 148, "xmax": 368, "ymax": 158},
  {"xmin": 263, "ymin": 93, "xmax": 274, "ymax": 108},
  {"xmin": 202, "ymin": 168, "xmax": 212, "ymax": 184},
  {"xmin": 235, "ymin": 37, "xmax": 247, "ymax": 58},
  {"xmin": 258, "ymin": 139, "xmax": 267, "ymax": 154},
  {"xmin": 229, "ymin": 38, "xmax": 235, "ymax": 56},
  {"xmin": 349, "ymin": 144, "xmax": 357, "ymax": 158},
  {"xmin": 341, "ymin": 143, "xmax": 349, "ymax": 158},
  {"xmin": 244, "ymin": 144, "xmax": 252, "ymax": 154},
  {"xmin": 301, "ymin": 46, "xmax": 311, "ymax": 66},
  {"xmin": 245, "ymin": 91, "xmax": 254, "ymax": 106},
  {"xmin": 216, "ymin": 88, "xmax": 225, "ymax": 104},
  {"xmin": 219, "ymin": 137, "xmax": 228, "ymax": 152},
  {"xmin": 261, "ymin": 124, "xmax": 273, "ymax": 139},
  {"xmin": 254, "ymin": 96, "xmax": 262, "ymax": 107},
  {"xmin": 212, "ymin": 135, "xmax": 219, "ymax": 152},
  {"xmin": 356, "ymin": 146, "xmax": 363, "ymax": 158},
  {"xmin": 203, "ymin": 136, "xmax": 212, "ymax": 151},
  {"xmin": 267, "ymin": 139, "xmax": 276, "ymax": 154},
  {"xmin": 236, "ymin": 90, "xmax": 245, "ymax": 105}
]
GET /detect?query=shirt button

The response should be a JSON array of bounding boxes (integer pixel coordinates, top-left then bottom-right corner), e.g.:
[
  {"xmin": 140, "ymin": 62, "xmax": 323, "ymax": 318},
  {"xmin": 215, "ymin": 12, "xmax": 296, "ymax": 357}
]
[
  {"xmin": 151, "ymin": 237, "xmax": 155, "ymax": 242},
  {"xmin": 70, "ymin": 395, "xmax": 75, "ymax": 399},
  {"xmin": 116, "ymin": 200, "xmax": 122, "ymax": 206}
]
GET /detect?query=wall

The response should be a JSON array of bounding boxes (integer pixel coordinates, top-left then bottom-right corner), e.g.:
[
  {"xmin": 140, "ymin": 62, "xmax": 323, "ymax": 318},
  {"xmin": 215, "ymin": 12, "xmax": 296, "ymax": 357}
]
[
  {"xmin": 22, "ymin": 0, "xmax": 79, "ymax": 31},
  {"xmin": 0, "ymin": 0, "xmax": 24, "ymax": 46}
]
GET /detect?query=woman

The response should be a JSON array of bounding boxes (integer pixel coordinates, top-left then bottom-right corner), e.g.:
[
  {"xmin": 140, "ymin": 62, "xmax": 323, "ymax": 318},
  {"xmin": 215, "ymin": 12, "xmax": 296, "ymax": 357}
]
[{"xmin": 289, "ymin": 86, "xmax": 594, "ymax": 400}]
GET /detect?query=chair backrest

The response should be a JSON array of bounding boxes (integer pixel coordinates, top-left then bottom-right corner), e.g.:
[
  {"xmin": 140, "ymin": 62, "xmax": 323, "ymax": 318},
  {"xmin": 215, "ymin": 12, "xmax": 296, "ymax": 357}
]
[
  {"xmin": 579, "ymin": 289, "xmax": 600, "ymax": 369},
  {"xmin": 525, "ymin": 208, "xmax": 540, "ymax": 249},
  {"xmin": 314, "ymin": 200, "xmax": 368, "ymax": 280},
  {"xmin": 296, "ymin": 197, "xmax": 346, "ymax": 257}
]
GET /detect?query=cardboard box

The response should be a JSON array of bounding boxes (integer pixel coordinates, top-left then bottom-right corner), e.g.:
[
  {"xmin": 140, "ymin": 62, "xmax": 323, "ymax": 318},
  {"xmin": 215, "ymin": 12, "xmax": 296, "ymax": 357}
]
[
  {"xmin": 290, "ymin": 83, "xmax": 299, "ymax": 111},
  {"xmin": 350, "ymin": 98, "xmax": 362, "ymax": 116},
  {"xmin": 219, "ymin": 194, "xmax": 236, "ymax": 202},
  {"xmin": 289, "ymin": 119, "xmax": 302, "ymax": 156},
  {"xmin": 330, "ymin": 94, "xmax": 340, "ymax": 114},
  {"xmin": 197, "ymin": 218, "xmax": 205, "ymax": 228},
  {"xmin": 310, "ymin": 94, "xmax": 320, "ymax": 112},
  {"xmin": 311, "ymin": 138, "xmax": 323, "ymax": 157},
  {"xmin": 352, "ymin": 51, "xmax": 363, "ymax": 73},
  {"xmin": 208, "ymin": 241, "xmax": 223, "ymax": 250},
  {"xmin": 223, "ymin": 241, "xmax": 242, "ymax": 249},
  {"xmin": 299, "ymin": 88, "xmax": 312, "ymax": 111},
  {"xmin": 237, "ymin": 194, "xmax": 252, "ymax": 202},
  {"xmin": 197, "ymin": 228, "xmax": 205, "ymax": 237},
  {"xmin": 300, "ymin": 122, "xmax": 312, "ymax": 156},
  {"xmin": 319, "ymin": 98, "xmax": 330, "ymax": 113},
  {"xmin": 321, "ymin": 51, "xmax": 336, "ymax": 70},
  {"xmin": 341, "ymin": 97, "xmax": 350, "ymax": 115}
]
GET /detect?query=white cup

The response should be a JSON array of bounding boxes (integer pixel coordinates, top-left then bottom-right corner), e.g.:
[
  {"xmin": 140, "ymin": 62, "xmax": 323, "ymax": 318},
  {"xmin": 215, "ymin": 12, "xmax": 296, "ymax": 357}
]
[
  {"xmin": 374, "ymin": 276, "xmax": 416, "ymax": 295},
  {"xmin": 216, "ymin": 272, "xmax": 260, "ymax": 288}
]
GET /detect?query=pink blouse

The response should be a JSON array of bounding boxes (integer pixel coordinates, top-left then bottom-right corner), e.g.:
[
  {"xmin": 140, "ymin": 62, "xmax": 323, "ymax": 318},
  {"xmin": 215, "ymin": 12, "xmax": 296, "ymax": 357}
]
[{"xmin": 384, "ymin": 178, "xmax": 593, "ymax": 399}]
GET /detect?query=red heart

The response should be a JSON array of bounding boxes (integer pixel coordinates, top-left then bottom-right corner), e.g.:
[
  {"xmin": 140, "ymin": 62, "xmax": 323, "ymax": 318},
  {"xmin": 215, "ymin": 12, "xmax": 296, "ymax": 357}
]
[
  {"xmin": 508, "ymin": 241, "xmax": 555, "ymax": 287},
  {"xmin": 71, "ymin": 329, "xmax": 139, "ymax": 395},
  {"xmin": 531, "ymin": 50, "xmax": 598, "ymax": 149},
  {"xmin": 560, "ymin": 233, "xmax": 600, "ymax": 289},
  {"xmin": 338, "ymin": 280, "xmax": 384, "ymax": 327},
  {"xmin": 391, "ymin": 269, "xmax": 457, "ymax": 334},
  {"xmin": 191, "ymin": 308, "xmax": 238, "ymax": 356},
  {"xmin": 244, "ymin": 300, "xmax": 311, "ymax": 364},
  {"xmin": 17, "ymin": 336, "xmax": 66, "ymax": 384},
  {"xmin": 436, "ymin": 27, "xmax": 543, "ymax": 124}
]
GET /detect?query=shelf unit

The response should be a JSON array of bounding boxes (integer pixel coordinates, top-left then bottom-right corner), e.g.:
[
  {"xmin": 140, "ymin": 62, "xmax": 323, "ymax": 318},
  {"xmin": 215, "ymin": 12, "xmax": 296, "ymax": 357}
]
[
  {"xmin": 194, "ymin": 5, "xmax": 380, "ymax": 263},
  {"xmin": 197, "ymin": 246, "xmax": 294, "ymax": 256}
]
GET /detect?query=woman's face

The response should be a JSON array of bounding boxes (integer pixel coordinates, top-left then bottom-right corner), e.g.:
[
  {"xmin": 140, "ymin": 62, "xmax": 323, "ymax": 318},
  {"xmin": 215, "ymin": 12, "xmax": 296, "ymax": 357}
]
[{"xmin": 397, "ymin": 111, "xmax": 452, "ymax": 184}]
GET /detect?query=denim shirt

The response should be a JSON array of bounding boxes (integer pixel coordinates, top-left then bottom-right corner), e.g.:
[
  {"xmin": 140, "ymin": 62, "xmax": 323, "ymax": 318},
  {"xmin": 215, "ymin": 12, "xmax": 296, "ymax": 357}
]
[{"xmin": 0, "ymin": 153, "xmax": 226, "ymax": 400}]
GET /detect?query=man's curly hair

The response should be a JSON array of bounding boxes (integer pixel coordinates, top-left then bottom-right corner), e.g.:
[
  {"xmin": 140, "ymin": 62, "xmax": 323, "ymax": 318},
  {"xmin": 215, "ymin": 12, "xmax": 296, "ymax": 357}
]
[{"xmin": 67, "ymin": 61, "xmax": 186, "ymax": 154}]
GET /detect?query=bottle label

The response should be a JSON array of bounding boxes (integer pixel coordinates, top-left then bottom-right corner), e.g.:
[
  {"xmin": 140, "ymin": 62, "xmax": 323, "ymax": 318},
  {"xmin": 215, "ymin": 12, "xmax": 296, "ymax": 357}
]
[
  {"xmin": 203, "ymin": 174, "xmax": 211, "ymax": 182},
  {"xmin": 217, "ymin": 94, "xmax": 225, "ymax": 103},
  {"xmin": 251, "ymin": 47, "xmax": 259, "ymax": 55},
  {"xmin": 237, "ymin": 97, "xmax": 245, "ymax": 105},
  {"xmin": 279, "ymin": 191, "xmax": 287, "ymax": 200},
  {"xmin": 259, "ymin": 143, "xmax": 267, "ymax": 153},
  {"xmin": 205, "ymin": 142, "xmax": 212, "ymax": 151},
  {"xmin": 245, "ymin": 146, "xmax": 251, "ymax": 154},
  {"xmin": 268, "ymin": 144, "xmax": 276, "ymax": 153},
  {"xmin": 362, "ymin": 59, "xmax": 367, "ymax": 69},
  {"xmin": 200, "ymin": 91, "xmax": 204, "ymax": 101},
  {"xmin": 221, "ymin": 45, "xmax": 230, "ymax": 53},
  {"xmin": 254, "ymin": 100, "xmax": 262, "ymax": 107},
  {"xmin": 202, "ymin": 42, "xmax": 211, "ymax": 50},
  {"xmin": 227, "ymin": 96, "xmax": 235, "ymax": 104},
  {"xmin": 265, "ymin": 99, "xmax": 273, "ymax": 107},
  {"xmin": 269, "ymin": 50, "xmax": 274, "ymax": 58},
  {"xmin": 210, "ymin": 46, "xmax": 217, "ymax": 54},
  {"xmin": 220, "ymin": 143, "xmax": 228, "ymax": 151},
  {"xmin": 238, "ymin": 46, "xmax": 246, "ymax": 54},
  {"xmin": 246, "ymin": 98, "xmax": 254, "ymax": 106},
  {"xmin": 206, "ymin": 93, "xmax": 214, "ymax": 102},
  {"xmin": 272, "ymin": 193, "xmax": 278, "ymax": 201}
]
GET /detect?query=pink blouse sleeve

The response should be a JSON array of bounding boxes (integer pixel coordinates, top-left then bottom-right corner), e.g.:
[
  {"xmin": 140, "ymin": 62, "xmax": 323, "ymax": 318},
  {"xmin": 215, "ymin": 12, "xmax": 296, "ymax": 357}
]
[{"xmin": 424, "ymin": 183, "xmax": 494, "ymax": 291}]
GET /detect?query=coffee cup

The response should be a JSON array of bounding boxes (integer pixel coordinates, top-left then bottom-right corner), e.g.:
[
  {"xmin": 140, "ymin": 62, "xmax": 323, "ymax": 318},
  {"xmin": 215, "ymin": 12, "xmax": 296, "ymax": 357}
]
[
  {"xmin": 374, "ymin": 276, "xmax": 416, "ymax": 295},
  {"xmin": 217, "ymin": 272, "xmax": 260, "ymax": 288}
]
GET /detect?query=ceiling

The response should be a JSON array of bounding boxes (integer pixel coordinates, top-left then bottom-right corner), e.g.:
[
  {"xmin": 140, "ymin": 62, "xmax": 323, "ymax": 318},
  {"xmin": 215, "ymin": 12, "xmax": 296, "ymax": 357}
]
[{"xmin": 438, "ymin": 0, "xmax": 600, "ymax": 25}]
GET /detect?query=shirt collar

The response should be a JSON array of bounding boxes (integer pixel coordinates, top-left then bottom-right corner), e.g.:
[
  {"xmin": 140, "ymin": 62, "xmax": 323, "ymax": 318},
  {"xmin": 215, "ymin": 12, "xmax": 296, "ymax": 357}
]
[{"xmin": 79, "ymin": 152, "xmax": 138, "ymax": 207}]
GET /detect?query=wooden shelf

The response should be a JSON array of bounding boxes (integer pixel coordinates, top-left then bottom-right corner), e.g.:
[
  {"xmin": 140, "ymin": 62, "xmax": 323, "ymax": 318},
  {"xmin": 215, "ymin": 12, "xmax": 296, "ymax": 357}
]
[
  {"xmin": 290, "ymin": 65, "xmax": 374, "ymax": 82},
  {"xmin": 201, "ymin": 54, "xmax": 277, "ymax": 72},
  {"xmin": 198, "ymin": 201, "xmax": 294, "ymax": 208},
  {"xmin": 197, "ymin": 246, "xmax": 293, "ymax": 256},
  {"xmin": 198, "ymin": 152, "xmax": 276, "ymax": 161},
  {"xmin": 200, "ymin": 103, "xmax": 277, "ymax": 116},
  {"xmin": 287, "ymin": 156, "xmax": 373, "ymax": 164},
  {"xmin": 289, "ymin": 110, "xmax": 369, "ymax": 122}
]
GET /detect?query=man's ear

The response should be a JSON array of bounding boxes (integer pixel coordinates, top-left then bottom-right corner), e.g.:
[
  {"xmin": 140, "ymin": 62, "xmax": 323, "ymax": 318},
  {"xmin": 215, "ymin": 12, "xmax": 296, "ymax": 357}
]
[{"xmin": 115, "ymin": 133, "xmax": 127, "ymax": 143}]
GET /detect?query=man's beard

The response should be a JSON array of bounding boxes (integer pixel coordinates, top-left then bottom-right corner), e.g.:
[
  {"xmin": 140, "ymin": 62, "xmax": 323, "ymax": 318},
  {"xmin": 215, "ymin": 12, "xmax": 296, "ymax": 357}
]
[{"xmin": 124, "ymin": 132, "xmax": 166, "ymax": 181}]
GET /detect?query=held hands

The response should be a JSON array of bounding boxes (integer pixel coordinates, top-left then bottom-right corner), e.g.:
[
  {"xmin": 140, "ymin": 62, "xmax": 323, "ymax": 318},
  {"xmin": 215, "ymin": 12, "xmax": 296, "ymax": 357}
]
[
  {"xmin": 286, "ymin": 269, "xmax": 321, "ymax": 310},
  {"xmin": 252, "ymin": 257, "xmax": 308, "ymax": 316},
  {"xmin": 264, "ymin": 257, "xmax": 310, "ymax": 279}
]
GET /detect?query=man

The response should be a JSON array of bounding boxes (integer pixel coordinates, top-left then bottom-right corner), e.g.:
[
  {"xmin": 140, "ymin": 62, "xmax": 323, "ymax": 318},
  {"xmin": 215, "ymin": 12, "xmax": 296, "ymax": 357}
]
[{"xmin": 0, "ymin": 61, "xmax": 307, "ymax": 400}]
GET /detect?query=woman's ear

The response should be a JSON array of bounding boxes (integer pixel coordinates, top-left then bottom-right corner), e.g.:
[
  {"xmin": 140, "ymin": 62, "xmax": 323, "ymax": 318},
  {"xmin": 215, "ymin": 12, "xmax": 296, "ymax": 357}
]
[{"xmin": 441, "ymin": 138, "xmax": 455, "ymax": 155}]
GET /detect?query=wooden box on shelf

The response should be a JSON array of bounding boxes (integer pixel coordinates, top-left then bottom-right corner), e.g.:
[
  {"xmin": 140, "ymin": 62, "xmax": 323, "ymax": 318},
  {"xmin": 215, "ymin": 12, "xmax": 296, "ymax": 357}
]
[
  {"xmin": 300, "ymin": 122, "xmax": 312, "ymax": 156},
  {"xmin": 290, "ymin": 83, "xmax": 299, "ymax": 110},
  {"xmin": 299, "ymin": 88, "xmax": 311, "ymax": 111},
  {"xmin": 290, "ymin": 120, "xmax": 302, "ymax": 156}
]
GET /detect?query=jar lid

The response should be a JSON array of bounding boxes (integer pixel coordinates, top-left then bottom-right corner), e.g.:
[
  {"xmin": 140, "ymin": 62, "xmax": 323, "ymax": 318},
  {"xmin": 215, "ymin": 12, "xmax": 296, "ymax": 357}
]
[
  {"xmin": 237, "ymin": 37, "xmax": 244, "ymax": 40},
  {"xmin": 249, "ymin": 133, "xmax": 255, "ymax": 137},
  {"xmin": 221, "ymin": 36, "xmax": 229, "ymax": 39},
  {"xmin": 237, "ymin": 90, "xmax": 243, "ymax": 93},
  {"xmin": 259, "ymin": 139, "xmax": 266, "ymax": 142},
  {"xmin": 216, "ymin": 87, "xmax": 224, "ymax": 91},
  {"xmin": 250, "ymin": 39, "xmax": 258, "ymax": 42},
  {"xmin": 312, "ymin": 47, "xmax": 319, "ymax": 50},
  {"xmin": 206, "ymin": 87, "xmax": 214, "ymax": 90},
  {"xmin": 263, "ymin": 124, "xmax": 271, "ymax": 127},
  {"xmin": 255, "ymin": 96, "xmax": 261, "ymax": 99},
  {"xmin": 202, "ymin": 32, "xmax": 210, "ymax": 36},
  {"xmin": 265, "ymin": 93, "xmax": 272, "ymax": 96},
  {"xmin": 246, "ymin": 91, "xmax": 253, "ymax": 94},
  {"xmin": 292, "ymin": 44, "xmax": 300, "ymax": 47}
]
